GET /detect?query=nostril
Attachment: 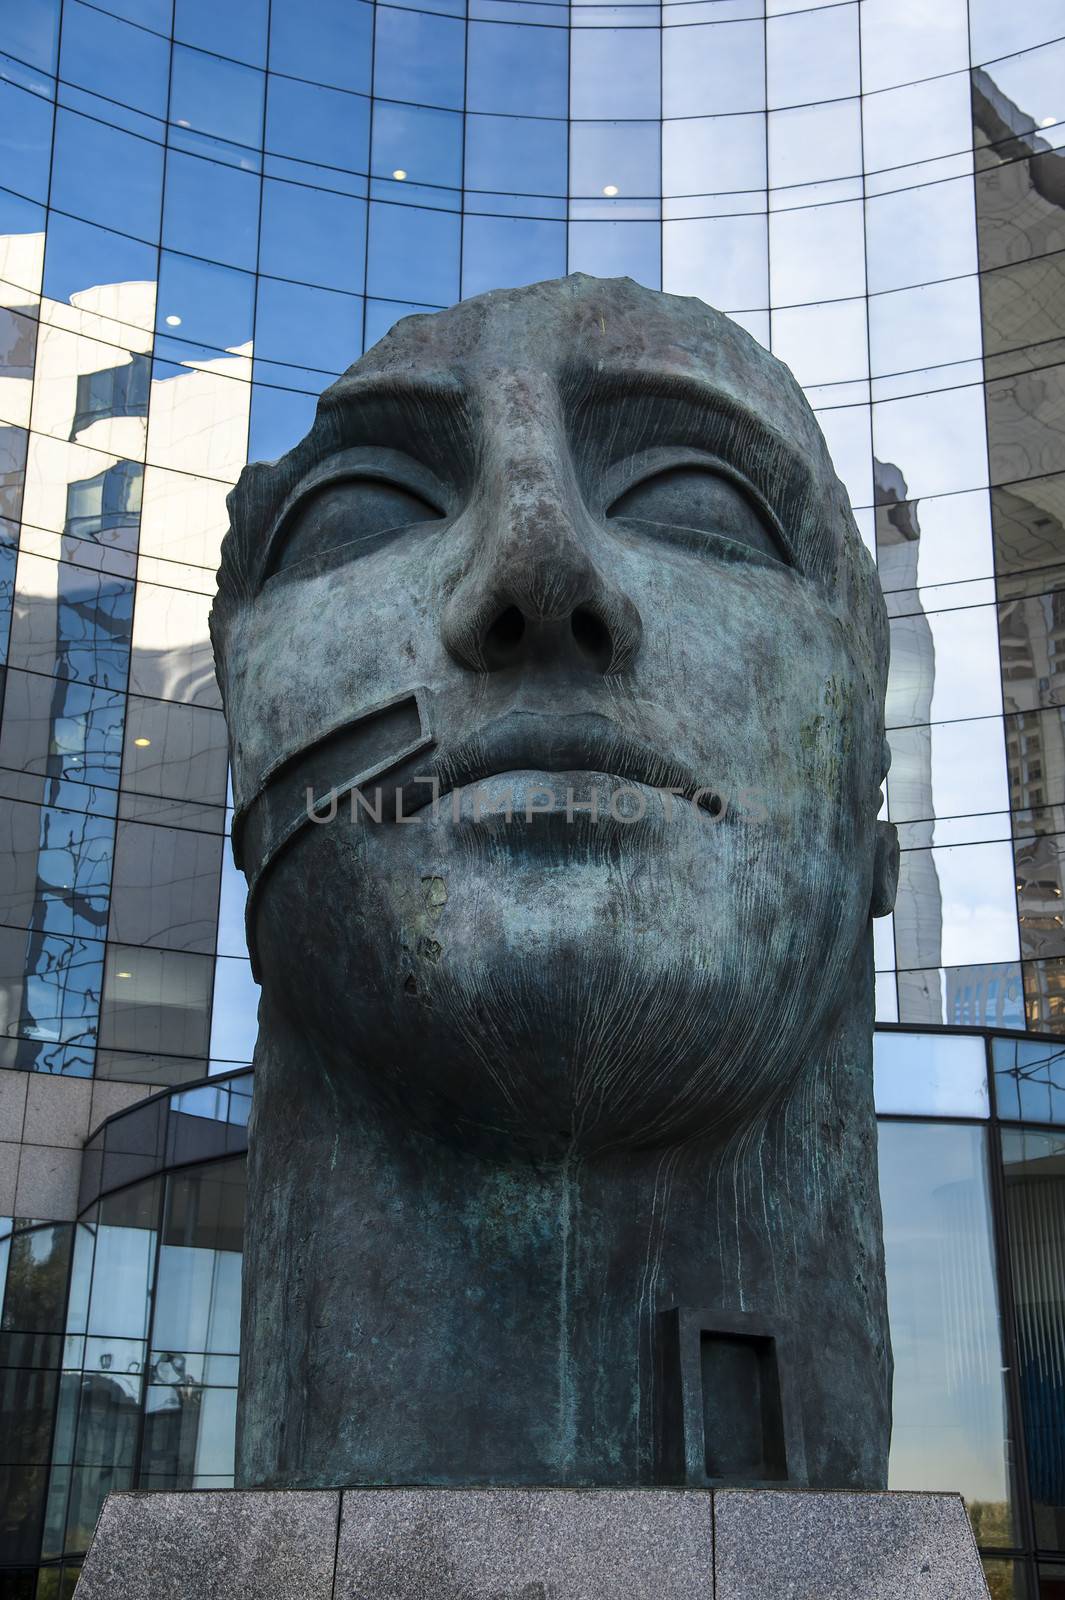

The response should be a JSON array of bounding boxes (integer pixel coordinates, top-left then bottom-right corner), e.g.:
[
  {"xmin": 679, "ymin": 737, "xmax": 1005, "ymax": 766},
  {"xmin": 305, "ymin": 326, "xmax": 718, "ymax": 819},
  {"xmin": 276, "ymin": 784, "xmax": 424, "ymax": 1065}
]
[
  {"xmin": 571, "ymin": 606, "xmax": 613, "ymax": 672},
  {"xmin": 483, "ymin": 605, "xmax": 526, "ymax": 668}
]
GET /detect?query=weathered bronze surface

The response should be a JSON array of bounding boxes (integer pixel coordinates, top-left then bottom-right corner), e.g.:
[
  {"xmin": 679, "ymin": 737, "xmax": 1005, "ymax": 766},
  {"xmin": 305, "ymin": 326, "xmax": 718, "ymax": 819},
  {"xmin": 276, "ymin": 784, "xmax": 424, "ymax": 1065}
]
[{"xmin": 211, "ymin": 274, "xmax": 898, "ymax": 1491}]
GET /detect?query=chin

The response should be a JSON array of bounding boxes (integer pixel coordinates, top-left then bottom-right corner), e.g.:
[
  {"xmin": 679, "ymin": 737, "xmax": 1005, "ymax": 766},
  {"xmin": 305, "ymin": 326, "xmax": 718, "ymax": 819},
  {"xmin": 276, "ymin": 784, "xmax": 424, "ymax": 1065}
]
[
  {"xmin": 262, "ymin": 918, "xmax": 817, "ymax": 1159},
  {"xmin": 254, "ymin": 808, "xmax": 868, "ymax": 1157}
]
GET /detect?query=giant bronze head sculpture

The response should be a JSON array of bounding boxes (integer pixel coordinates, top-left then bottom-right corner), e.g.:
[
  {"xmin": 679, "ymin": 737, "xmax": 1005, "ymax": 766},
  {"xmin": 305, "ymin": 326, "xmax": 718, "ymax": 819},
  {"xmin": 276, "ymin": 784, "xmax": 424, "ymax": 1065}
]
[{"xmin": 212, "ymin": 275, "xmax": 897, "ymax": 1493}]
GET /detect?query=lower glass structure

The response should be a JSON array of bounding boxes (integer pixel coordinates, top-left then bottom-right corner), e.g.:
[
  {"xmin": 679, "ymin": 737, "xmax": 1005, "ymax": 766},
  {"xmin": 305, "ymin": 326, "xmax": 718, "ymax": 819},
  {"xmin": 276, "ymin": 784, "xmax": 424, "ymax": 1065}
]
[{"xmin": 4, "ymin": 1032, "xmax": 1065, "ymax": 1594}]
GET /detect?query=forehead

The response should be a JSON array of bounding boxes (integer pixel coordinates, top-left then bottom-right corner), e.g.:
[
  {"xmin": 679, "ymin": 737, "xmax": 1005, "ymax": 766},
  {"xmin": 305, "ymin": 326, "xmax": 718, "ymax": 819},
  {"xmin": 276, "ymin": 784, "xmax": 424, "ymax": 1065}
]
[{"xmin": 349, "ymin": 274, "xmax": 829, "ymax": 465}]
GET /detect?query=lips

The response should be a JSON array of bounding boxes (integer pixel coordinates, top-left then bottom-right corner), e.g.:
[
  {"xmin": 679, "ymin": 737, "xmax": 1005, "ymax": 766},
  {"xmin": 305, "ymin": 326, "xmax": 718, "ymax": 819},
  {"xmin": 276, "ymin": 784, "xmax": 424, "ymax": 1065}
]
[{"xmin": 402, "ymin": 709, "xmax": 709, "ymax": 816}]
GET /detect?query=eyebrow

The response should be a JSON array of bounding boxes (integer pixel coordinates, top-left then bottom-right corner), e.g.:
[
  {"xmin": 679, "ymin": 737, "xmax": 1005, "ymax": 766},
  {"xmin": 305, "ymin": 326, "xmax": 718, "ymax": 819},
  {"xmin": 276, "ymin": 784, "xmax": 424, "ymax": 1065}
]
[
  {"xmin": 319, "ymin": 372, "xmax": 473, "ymax": 460},
  {"xmin": 564, "ymin": 366, "xmax": 835, "ymax": 580}
]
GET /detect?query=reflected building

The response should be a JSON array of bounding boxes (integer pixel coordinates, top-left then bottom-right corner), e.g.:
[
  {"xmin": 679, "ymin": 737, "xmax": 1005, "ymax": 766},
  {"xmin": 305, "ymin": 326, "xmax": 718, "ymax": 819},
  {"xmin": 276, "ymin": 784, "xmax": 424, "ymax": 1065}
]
[{"xmin": 1, "ymin": 1, "xmax": 1065, "ymax": 1597}]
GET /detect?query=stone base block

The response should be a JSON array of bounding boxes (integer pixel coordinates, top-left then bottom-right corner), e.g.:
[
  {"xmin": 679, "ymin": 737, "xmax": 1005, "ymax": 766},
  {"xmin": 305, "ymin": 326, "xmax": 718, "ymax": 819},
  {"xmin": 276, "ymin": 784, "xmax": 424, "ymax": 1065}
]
[{"xmin": 74, "ymin": 1486, "xmax": 990, "ymax": 1599}]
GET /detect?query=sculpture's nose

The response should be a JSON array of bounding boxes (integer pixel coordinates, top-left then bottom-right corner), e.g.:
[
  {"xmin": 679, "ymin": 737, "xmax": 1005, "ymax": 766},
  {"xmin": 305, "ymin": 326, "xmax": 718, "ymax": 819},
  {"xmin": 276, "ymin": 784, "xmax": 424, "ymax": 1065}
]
[{"xmin": 441, "ymin": 443, "xmax": 642, "ymax": 676}]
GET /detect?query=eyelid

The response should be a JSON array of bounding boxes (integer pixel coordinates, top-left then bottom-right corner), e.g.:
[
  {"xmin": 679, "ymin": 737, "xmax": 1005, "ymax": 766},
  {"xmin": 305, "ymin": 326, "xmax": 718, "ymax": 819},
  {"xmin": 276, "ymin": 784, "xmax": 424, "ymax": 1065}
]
[
  {"xmin": 620, "ymin": 517, "xmax": 786, "ymax": 571},
  {"xmin": 262, "ymin": 450, "xmax": 449, "ymax": 579},
  {"xmin": 605, "ymin": 452, "xmax": 794, "ymax": 564}
]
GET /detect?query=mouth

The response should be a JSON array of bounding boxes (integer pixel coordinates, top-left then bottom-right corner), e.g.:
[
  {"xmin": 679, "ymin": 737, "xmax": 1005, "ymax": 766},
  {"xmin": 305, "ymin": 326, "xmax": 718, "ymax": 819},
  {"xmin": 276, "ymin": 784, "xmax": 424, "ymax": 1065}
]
[
  {"xmin": 235, "ymin": 703, "xmax": 716, "ymax": 977},
  {"xmin": 402, "ymin": 711, "xmax": 712, "ymax": 817}
]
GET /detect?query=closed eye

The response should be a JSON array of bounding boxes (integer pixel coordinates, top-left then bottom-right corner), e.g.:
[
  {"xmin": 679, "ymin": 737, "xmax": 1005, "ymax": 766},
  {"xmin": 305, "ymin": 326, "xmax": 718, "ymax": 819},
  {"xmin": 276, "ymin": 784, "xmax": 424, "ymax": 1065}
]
[
  {"xmin": 268, "ymin": 476, "xmax": 444, "ymax": 577},
  {"xmin": 607, "ymin": 465, "xmax": 789, "ymax": 565}
]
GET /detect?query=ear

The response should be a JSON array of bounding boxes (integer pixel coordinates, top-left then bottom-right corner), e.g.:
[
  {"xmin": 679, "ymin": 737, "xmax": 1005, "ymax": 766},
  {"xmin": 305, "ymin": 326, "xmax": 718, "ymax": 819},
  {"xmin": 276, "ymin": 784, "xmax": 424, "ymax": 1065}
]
[{"xmin": 871, "ymin": 820, "xmax": 899, "ymax": 918}]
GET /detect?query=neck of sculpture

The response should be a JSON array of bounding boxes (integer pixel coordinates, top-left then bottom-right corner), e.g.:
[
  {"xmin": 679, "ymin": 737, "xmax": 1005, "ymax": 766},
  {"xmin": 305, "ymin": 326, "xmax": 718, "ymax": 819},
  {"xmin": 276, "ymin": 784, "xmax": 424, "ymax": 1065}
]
[{"xmin": 236, "ymin": 943, "xmax": 889, "ymax": 1494}]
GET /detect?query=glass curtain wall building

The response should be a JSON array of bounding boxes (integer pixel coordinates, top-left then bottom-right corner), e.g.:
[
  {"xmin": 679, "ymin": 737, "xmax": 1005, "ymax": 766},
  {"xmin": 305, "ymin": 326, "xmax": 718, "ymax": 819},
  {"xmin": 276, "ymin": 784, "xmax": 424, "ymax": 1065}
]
[{"xmin": 0, "ymin": 0, "xmax": 1064, "ymax": 1594}]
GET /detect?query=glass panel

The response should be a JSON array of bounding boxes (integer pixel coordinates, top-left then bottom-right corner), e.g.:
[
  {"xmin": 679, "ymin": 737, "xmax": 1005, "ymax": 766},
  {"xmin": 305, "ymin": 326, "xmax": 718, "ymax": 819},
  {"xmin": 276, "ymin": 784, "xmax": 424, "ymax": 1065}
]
[
  {"xmin": 662, "ymin": 20, "xmax": 765, "ymax": 118},
  {"xmin": 461, "ymin": 216, "xmax": 566, "ymax": 299},
  {"xmin": 247, "ymin": 383, "xmax": 317, "ymax": 462},
  {"xmin": 121, "ymin": 698, "xmax": 228, "ymax": 814},
  {"xmin": 894, "ymin": 840, "xmax": 1020, "ymax": 970},
  {"xmin": 570, "ymin": 122, "xmax": 659, "ymax": 200},
  {"xmin": 155, "ymin": 253, "xmax": 255, "ymax": 356},
  {"xmin": 1017, "ymin": 835, "xmax": 1065, "ymax": 962},
  {"xmin": 0, "ymin": 794, "xmax": 114, "ymax": 939},
  {"xmin": 49, "ymin": 111, "xmax": 163, "ymax": 247},
  {"xmin": 1026, "ymin": 959, "xmax": 1065, "ymax": 1036},
  {"xmin": 97, "ymin": 942, "xmax": 213, "ymax": 1061},
  {"xmin": 568, "ymin": 221, "xmax": 660, "ymax": 289},
  {"xmin": 371, "ymin": 102, "xmax": 462, "ymax": 192},
  {"xmin": 570, "ymin": 26, "xmax": 660, "ymax": 121},
  {"xmin": 887, "ymin": 604, "xmax": 1003, "ymax": 729},
  {"xmin": 992, "ymin": 475, "xmax": 1065, "ymax": 595},
  {"xmin": 464, "ymin": 114, "xmax": 567, "ymax": 197},
  {"xmin": 993, "ymin": 1035, "xmax": 1065, "ymax": 1122},
  {"xmin": 869, "ymin": 384, "xmax": 985, "ymax": 502},
  {"xmin": 59, "ymin": 2, "xmax": 169, "ymax": 120},
  {"xmin": 662, "ymin": 215, "xmax": 767, "ymax": 311},
  {"xmin": 366, "ymin": 202, "xmax": 460, "ymax": 306},
  {"xmin": 145, "ymin": 357, "xmax": 250, "ymax": 486},
  {"xmin": 175, "ymin": 0, "xmax": 269, "ymax": 68},
  {"xmin": 0, "ymin": 668, "xmax": 124, "ymax": 793},
  {"xmin": 3, "ymin": 0, "xmax": 60, "ymax": 76},
  {"xmin": 770, "ymin": 299, "xmax": 867, "ymax": 387},
  {"xmin": 42, "ymin": 216, "xmax": 156, "ymax": 333},
  {"xmin": 151, "ymin": 1159, "xmax": 244, "ymax": 1355},
  {"xmin": 1002, "ymin": 1129, "xmax": 1065, "ymax": 1552},
  {"xmin": 254, "ymin": 278, "xmax": 362, "ymax": 374},
  {"xmin": 868, "ymin": 277, "xmax": 983, "ymax": 382},
  {"xmin": 988, "ymin": 366, "xmax": 1065, "ymax": 491},
  {"xmin": 662, "ymin": 112, "xmax": 765, "ymax": 198},
  {"xmin": 769, "ymin": 199, "xmax": 865, "ymax": 305},
  {"xmin": 861, "ymin": 71, "xmax": 973, "ymax": 176},
  {"xmin": 768, "ymin": 100, "xmax": 861, "ymax": 189},
  {"xmin": 860, "ymin": 0, "xmax": 969, "ymax": 94},
  {"xmin": 983, "ymin": 1561, "xmax": 1031, "ymax": 1600},
  {"xmin": 170, "ymin": 44, "xmax": 264, "ymax": 149},
  {"xmin": 8, "ymin": 551, "xmax": 134, "ymax": 690},
  {"xmin": 127, "ymin": 582, "xmax": 219, "ymax": 710},
  {"xmin": 865, "ymin": 177, "xmax": 977, "ymax": 296},
  {"xmin": 107, "ymin": 821, "xmax": 223, "ymax": 955},
  {"xmin": 978, "ymin": 40, "xmax": 1061, "ymax": 144},
  {"xmin": 208, "ymin": 956, "xmax": 259, "ymax": 1065},
  {"xmin": 970, "ymin": 0, "xmax": 1064, "ymax": 65},
  {"xmin": 873, "ymin": 1031, "xmax": 989, "ymax": 1117},
  {"xmin": 373, "ymin": 6, "xmax": 466, "ymax": 113},
  {"xmin": 268, "ymin": 0, "xmax": 371, "ymax": 92},
  {"xmin": 53, "ymin": 1183, "xmax": 158, "ymax": 1563},
  {"xmin": 0, "ymin": 78, "xmax": 53, "ymax": 209},
  {"xmin": 162, "ymin": 151, "xmax": 260, "ymax": 274},
  {"xmin": 466, "ymin": 22, "xmax": 568, "ymax": 119},
  {"xmin": 887, "ymin": 716, "xmax": 1010, "ymax": 828},
  {"xmin": 879, "ymin": 1120, "xmax": 1014, "ymax": 1541},
  {"xmin": 766, "ymin": 4, "xmax": 859, "ymax": 110},
  {"xmin": 265, "ymin": 76, "xmax": 370, "ymax": 171}
]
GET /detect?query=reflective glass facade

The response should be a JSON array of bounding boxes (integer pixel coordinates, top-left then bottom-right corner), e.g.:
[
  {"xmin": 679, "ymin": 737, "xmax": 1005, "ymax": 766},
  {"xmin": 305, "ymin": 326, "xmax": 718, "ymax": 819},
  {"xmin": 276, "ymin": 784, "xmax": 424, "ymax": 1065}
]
[
  {"xmin": 0, "ymin": 0, "xmax": 1063, "ymax": 1052},
  {"xmin": 2, "ymin": 0, "xmax": 1065, "ymax": 1595}
]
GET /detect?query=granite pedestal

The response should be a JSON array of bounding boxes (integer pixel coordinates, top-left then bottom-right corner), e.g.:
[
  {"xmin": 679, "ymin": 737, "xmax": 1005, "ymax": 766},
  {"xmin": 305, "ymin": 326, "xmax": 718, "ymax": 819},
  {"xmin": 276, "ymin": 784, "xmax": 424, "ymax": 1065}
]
[{"xmin": 74, "ymin": 1486, "xmax": 990, "ymax": 1598}]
